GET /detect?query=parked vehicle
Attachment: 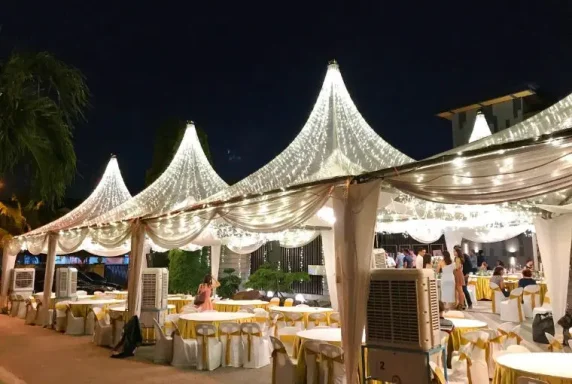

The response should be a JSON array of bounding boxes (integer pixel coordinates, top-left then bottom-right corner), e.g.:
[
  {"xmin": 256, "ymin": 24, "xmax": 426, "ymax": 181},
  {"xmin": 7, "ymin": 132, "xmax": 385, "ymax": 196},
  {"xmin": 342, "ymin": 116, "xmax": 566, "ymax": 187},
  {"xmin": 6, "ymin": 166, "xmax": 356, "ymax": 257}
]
[
  {"xmin": 82, "ymin": 271, "xmax": 123, "ymax": 290},
  {"xmin": 33, "ymin": 268, "xmax": 117, "ymax": 294}
]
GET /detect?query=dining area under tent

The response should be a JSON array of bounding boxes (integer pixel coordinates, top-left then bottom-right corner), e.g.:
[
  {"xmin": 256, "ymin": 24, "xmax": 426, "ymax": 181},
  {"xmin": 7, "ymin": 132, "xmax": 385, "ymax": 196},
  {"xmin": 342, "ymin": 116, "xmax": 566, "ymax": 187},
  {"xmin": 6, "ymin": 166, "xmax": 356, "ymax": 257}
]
[{"xmin": 2, "ymin": 61, "xmax": 572, "ymax": 383}]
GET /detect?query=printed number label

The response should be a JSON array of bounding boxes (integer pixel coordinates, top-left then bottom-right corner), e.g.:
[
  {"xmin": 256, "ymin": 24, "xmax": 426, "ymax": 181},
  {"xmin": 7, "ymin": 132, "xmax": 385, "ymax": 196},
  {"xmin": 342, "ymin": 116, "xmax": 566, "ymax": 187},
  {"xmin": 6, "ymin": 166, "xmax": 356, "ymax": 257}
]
[{"xmin": 379, "ymin": 361, "xmax": 385, "ymax": 370}]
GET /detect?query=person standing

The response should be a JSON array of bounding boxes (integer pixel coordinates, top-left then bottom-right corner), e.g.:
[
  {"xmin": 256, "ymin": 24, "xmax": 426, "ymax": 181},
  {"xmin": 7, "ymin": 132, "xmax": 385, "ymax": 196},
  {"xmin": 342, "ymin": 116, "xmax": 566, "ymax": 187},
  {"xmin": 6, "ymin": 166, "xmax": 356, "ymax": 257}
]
[
  {"xmin": 195, "ymin": 274, "xmax": 220, "ymax": 312},
  {"xmin": 416, "ymin": 248, "xmax": 426, "ymax": 269},
  {"xmin": 438, "ymin": 251, "xmax": 456, "ymax": 306},
  {"xmin": 456, "ymin": 247, "xmax": 474, "ymax": 309},
  {"xmin": 396, "ymin": 251, "xmax": 405, "ymax": 269},
  {"xmin": 477, "ymin": 250, "xmax": 486, "ymax": 267},
  {"xmin": 454, "ymin": 255, "xmax": 466, "ymax": 310},
  {"xmin": 469, "ymin": 250, "xmax": 478, "ymax": 272},
  {"xmin": 403, "ymin": 249, "xmax": 413, "ymax": 268}
]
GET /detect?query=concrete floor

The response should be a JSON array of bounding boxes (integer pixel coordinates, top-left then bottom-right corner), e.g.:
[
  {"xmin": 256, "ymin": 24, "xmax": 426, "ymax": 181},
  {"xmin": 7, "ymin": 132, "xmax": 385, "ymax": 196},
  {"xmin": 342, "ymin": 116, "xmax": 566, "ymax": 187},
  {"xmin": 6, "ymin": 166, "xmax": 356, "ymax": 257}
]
[{"xmin": 0, "ymin": 315, "xmax": 271, "ymax": 384}]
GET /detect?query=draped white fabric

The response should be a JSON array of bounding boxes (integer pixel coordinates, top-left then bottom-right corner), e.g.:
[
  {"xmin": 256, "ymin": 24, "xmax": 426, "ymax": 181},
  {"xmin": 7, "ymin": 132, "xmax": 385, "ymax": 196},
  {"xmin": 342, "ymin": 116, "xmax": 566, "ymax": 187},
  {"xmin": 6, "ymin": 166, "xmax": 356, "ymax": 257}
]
[
  {"xmin": 41, "ymin": 234, "xmax": 58, "ymax": 325},
  {"xmin": 320, "ymin": 229, "xmax": 338, "ymax": 311},
  {"xmin": 461, "ymin": 225, "xmax": 532, "ymax": 243},
  {"xmin": 127, "ymin": 222, "xmax": 147, "ymax": 318},
  {"xmin": 211, "ymin": 245, "xmax": 221, "ymax": 280},
  {"xmin": 0, "ymin": 246, "xmax": 18, "ymax": 308},
  {"xmin": 533, "ymin": 216, "xmax": 572, "ymax": 322},
  {"xmin": 333, "ymin": 181, "xmax": 381, "ymax": 383},
  {"xmin": 444, "ymin": 229, "xmax": 464, "ymax": 253},
  {"xmin": 225, "ymin": 240, "xmax": 264, "ymax": 255},
  {"xmin": 145, "ymin": 210, "xmax": 216, "ymax": 249}
]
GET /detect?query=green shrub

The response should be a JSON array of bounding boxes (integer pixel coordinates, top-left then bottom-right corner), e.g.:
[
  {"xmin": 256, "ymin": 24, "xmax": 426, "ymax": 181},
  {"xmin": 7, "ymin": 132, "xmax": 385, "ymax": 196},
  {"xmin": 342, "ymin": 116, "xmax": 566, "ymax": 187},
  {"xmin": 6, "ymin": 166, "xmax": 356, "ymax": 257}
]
[
  {"xmin": 245, "ymin": 262, "xmax": 309, "ymax": 297},
  {"xmin": 217, "ymin": 268, "xmax": 242, "ymax": 299},
  {"xmin": 168, "ymin": 248, "xmax": 209, "ymax": 294}
]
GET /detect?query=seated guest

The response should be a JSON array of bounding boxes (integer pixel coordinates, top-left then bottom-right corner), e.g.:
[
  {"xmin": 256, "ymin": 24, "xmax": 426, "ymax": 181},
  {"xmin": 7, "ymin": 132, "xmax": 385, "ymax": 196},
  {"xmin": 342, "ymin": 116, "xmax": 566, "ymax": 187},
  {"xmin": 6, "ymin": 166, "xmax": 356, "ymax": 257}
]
[
  {"xmin": 491, "ymin": 266, "xmax": 510, "ymax": 297},
  {"xmin": 518, "ymin": 268, "xmax": 537, "ymax": 289},
  {"xmin": 524, "ymin": 259, "xmax": 534, "ymax": 271},
  {"xmin": 479, "ymin": 261, "xmax": 489, "ymax": 272}
]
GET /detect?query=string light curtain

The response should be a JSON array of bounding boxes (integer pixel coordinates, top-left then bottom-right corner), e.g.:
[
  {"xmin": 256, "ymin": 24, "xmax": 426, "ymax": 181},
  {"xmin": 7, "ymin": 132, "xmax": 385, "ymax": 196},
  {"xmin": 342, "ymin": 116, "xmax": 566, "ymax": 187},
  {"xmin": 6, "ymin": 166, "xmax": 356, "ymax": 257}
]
[{"xmin": 203, "ymin": 61, "xmax": 412, "ymax": 203}]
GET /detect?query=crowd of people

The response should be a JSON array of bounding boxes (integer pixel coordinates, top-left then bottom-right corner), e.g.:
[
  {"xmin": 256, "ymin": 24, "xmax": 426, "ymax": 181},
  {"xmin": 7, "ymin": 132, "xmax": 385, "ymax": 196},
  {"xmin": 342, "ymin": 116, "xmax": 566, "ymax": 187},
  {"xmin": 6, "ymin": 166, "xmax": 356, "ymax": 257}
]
[{"xmin": 381, "ymin": 245, "xmax": 537, "ymax": 312}]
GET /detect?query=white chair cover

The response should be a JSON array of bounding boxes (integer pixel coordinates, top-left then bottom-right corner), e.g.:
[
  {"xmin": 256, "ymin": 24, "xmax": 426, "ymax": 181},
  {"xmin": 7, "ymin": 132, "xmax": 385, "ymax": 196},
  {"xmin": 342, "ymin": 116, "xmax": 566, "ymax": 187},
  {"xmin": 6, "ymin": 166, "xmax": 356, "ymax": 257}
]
[
  {"xmin": 545, "ymin": 333, "xmax": 564, "ymax": 352},
  {"xmin": 65, "ymin": 309, "xmax": 86, "ymax": 336},
  {"xmin": 329, "ymin": 312, "xmax": 340, "ymax": 328},
  {"xmin": 466, "ymin": 285, "xmax": 478, "ymax": 307},
  {"xmin": 269, "ymin": 297, "xmax": 280, "ymax": 307},
  {"xmin": 153, "ymin": 319, "xmax": 174, "ymax": 364},
  {"xmin": 16, "ymin": 294, "xmax": 27, "ymax": 319},
  {"xmin": 163, "ymin": 314, "xmax": 179, "ymax": 337},
  {"xmin": 277, "ymin": 326, "xmax": 299, "ymax": 357},
  {"xmin": 92, "ymin": 308, "xmax": 113, "ymax": 347},
  {"xmin": 219, "ymin": 322, "xmax": 243, "ymax": 368},
  {"xmin": 8, "ymin": 294, "xmax": 19, "ymax": 317},
  {"xmin": 241, "ymin": 322, "xmax": 270, "ymax": 369},
  {"xmin": 270, "ymin": 336, "xmax": 297, "ymax": 384},
  {"xmin": 522, "ymin": 285, "xmax": 541, "ymax": 318},
  {"xmin": 196, "ymin": 323, "xmax": 222, "ymax": 371},
  {"xmin": 490, "ymin": 282, "xmax": 506, "ymax": 314},
  {"xmin": 54, "ymin": 305, "xmax": 68, "ymax": 332},
  {"xmin": 109, "ymin": 309, "xmax": 125, "ymax": 347},
  {"xmin": 319, "ymin": 344, "xmax": 346, "ymax": 384},
  {"xmin": 284, "ymin": 312, "xmax": 304, "ymax": 331},
  {"xmin": 302, "ymin": 340, "xmax": 321, "ymax": 384},
  {"xmin": 500, "ymin": 288, "xmax": 524, "ymax": 323},
  {"xmin": 269, "ymin": 311, "xmax": 286, "ymax": 336},
  {"xmin": 85, "ymin": 310, "xmax": 95, "ymax": 336},
  {"xmin": 498, "ymin": 323, "xmax": 523, "ymax": 349},
  {"xmin": 171, "ymin": 322, "xmax": 198, "ymax": 368},
  {"xmin": 24, "ymin": 301, "xmax": 39, "ymax": 325},
  {"xmin": 76, "ymin": 290, "xmax": 88, "ymax": 296},
  {"xmin": 307, "ymin": 313, "xmax": 328, "ymax": 329}
]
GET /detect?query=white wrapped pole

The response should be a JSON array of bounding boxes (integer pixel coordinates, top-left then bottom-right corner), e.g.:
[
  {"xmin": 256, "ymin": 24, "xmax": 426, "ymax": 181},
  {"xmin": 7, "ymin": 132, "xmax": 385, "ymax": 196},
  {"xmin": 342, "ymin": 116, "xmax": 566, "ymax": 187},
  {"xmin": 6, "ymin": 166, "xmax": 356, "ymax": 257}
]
[
  {"xmin": 40, "ymin": 233, "xmax": 58, "ymax": 325},
  {"xmin": 0, "ymin": 243, "xmax": 18, "ymax": 309},
  {"xmin": 320, "ymin": 229, "xmax": 338, "ymax": 310},
  {"xmin": 332, "ymin": 181, "xmax": 381, "ymax": 383},
  {"xmin": 127, "ymin": 221, "xmax": 146, "ymax": 319}
]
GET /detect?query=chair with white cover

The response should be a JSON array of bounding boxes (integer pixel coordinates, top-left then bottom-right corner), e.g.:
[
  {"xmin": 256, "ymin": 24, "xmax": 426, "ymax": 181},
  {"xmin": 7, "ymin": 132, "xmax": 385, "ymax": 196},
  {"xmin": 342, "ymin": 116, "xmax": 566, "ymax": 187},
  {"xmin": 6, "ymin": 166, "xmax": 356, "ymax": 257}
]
[
  {"xmin": 277, "ymin": 326, "xmax": 299, "ymax": 357},
  {"xmin": 296, "ymin": 304, "xmax": 309, "ymax": 308},
  {"xmin": 307, "ymin": 313, "xmax": 328, "ymax": 329},
  {"xmin": 93, "ymin": 291, "xmax": 104, "ymax": 296},
  {"xmin": 8, "ymin": 294, "xmax": 18, "ymax": 317},
  {"xmin": 196, "ymin": 324, "xmax": 222, "ymax": 371},
  {"xmin": 516, "ymin": 378, "xmax": 550, "ymax": 384},
  {"xmin": 429, "ymin": 361, "xmax": 467, "ymax": 384},
  {"xmin": 497, "ymin": 323, "xmax": 523, "ymax": 348},
  {"xmin": 545, "ymin": 333, "xmax": 564, "ymax": 352},
  {"xmin": 76, "ymin": 290, "xmax": 88, "ymax": 296},
  {"xmin": 181, "ymin": 305, "xmax": 198, "ymax": 314},
  {"xmin": 284, "ymin": 298, "xmax": 294, "ymax": 307},
  {"xmin": 153, "ymin": 319, "xmax": 173, "ymax": 364},
  {"xmin": 163, "ymin": 314, "xmax": 179, "ymax": 337},
  {"xmin": 54, "ymin": 304, "xmax": 68, "ymax": 332},
  {"xmin": 92, "ymin": 307, "xmax": 113, "ymax": 347},
  {"xmin": 269, "ymin": 311, "xmax": 286, "ymax": 336},
  {"xmin": 500, "ymin": 287, "xmax": 524, "ymax": 323},
  {"xmin": 465, "ymin": 284, "xmax": 478, "ymax": 308},
  {"xmin": 461, "ymin": 331, "xmax": 489, "ymax": 384},
  {"xmin": 490, "ymin": 282, "xmax": 506, "ymax": 315},
  {"xmin": 109, "ymin": 308, "xmax": 125, "ymax": 347},
  {"xmin": 171, "ymin": 321, "xmax": 198, "ymax": 368},
  {"xmin": 270, "ymin": 336, "xmax": 297, "ymax": 384},
  {"xmin": 219, "ymin": 322, "xmax": 243, "ymax": 368},
  {"xmin": 522, "ymin": 285, "xmax": 541, "ymax": 318},
  {"xmin": 85, "ymin": 309, "xmax": 96, "ymax": 336},
  {"xmin": 253, "ymin": 308, "xmax": 269, "ymax": 332},
  {"xmin": 301, "ymin": 340, "xmax": 321, "ymax": 384},
  {"xmin": 16, "ymin": 294, "xmax": 28, "ymax": 319},
  {"xmin": 284, "ymin": 312, "xmax": 304, "ymax": 330},
  {"xmin": 329, "ymin": 312, "xmax": 340, "ymax": 328},
  {"xmin": 65, "ymin": 307, "xmax": 86, "ymax": 336},
  {"xmin": 532, "ymin": 293, "xmax": 552, "ymax": 318},
  {"xmin": 269, "ymin": 297, "xmax": 280, "ymax": 307},
  {"xmin": 319, "ymin": 344, "xmax": 346, "ymax": 384},
  {"xmin": 241, "ymin": 322, "xmax": 270, "ymax": 368},
  {"xmin": 24, "ymin": 300, "xmax": 40, "ymax": 325}
]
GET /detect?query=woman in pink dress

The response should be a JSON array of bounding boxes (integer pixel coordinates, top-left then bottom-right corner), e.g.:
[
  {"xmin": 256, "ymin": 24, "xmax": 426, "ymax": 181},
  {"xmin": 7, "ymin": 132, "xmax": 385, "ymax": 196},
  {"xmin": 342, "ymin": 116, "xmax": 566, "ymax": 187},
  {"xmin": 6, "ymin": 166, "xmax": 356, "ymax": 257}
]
[{"xmin": 197, "ymin": 274, "xmax": 220, "ymax": 312}]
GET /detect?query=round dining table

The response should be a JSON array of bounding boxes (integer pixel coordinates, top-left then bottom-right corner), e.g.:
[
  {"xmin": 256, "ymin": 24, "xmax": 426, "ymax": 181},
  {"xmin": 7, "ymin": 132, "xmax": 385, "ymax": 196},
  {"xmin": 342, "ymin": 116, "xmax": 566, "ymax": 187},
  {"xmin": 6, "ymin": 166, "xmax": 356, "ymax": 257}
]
[
  {"xmin": 214, "ymin": 300, "xmax": 269, "ymax": 312},
  {"xmin": 177, "ymin": 311, "xmax": 255, "ymax": 339},
  {"xmin": 269, "ymin": 305, "xmax": 334, "ymax": 327},
  {"xmin": 446, "ymin": 318, "xmax": 488, "ymax": 351},
  {"xmin": 68, "ymin": 299, "xmax": 124, "ymax": 317},
  {"xmin": 494, "ymin": 352, "xmax": 572, "ymax": 384},
  {"xmin": 167, "ymin": 297, "xmax": 193, "ymax": 313}
]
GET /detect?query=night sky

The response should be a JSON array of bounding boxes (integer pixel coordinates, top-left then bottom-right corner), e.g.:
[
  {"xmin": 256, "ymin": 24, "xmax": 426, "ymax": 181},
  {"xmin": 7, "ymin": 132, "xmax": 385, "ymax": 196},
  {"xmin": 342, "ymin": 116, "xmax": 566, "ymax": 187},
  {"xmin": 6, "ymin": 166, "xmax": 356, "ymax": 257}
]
[{"xmin": 3, "ymin": 2, "xmax": 572, "ymax": 200}]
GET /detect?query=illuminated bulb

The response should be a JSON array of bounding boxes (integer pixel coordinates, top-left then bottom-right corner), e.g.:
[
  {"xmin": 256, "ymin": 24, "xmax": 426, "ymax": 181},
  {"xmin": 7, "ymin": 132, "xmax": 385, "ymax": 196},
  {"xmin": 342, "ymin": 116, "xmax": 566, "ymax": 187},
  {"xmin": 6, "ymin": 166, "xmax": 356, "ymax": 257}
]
[{"xmin": 317, "ymin": 206, "xmax": 336, "ymax": 225}]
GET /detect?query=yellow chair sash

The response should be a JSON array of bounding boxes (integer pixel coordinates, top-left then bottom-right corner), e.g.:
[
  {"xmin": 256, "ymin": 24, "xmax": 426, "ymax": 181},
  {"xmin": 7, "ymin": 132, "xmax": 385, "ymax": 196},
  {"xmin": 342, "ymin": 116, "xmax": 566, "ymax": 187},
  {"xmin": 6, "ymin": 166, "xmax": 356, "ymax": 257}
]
[
  {"xmin": 510, "ymin": 292, "xmax": 524, "ymax": 322},
  {"xmin": 491, "ymin": 286, "xmax": 502, "ymax": 313},
  {"xmin": 543, "ymin": 296, "xmax": 551, "ymax": 304},
  {"xmin": 199, "ymin": 333, "xmax": 218, "ymax": 369},
  {"xmin": 271, "ymin": 347, "xmax": 288, "ymax": 384},
  {"xmin": 548, "ymin": 338, "xmax": 563, "ymax": 352},
  {"xmin": 458, "ymin": 352, "xmax": 473, "ymax": 384},
  {"xmin": 431, "ymin": 364, "xmax": 447, "ymax": 384},
  {"xmin": 279, "ymin": 334, "xmax": 298, "ymax": 357},
  {"xmin": 220, "ymin": 330, "xmax": 241, "ymax": 365},
  {"xmin": 246, "ymin": 331, "xmax": 263, "ymax": 362},
  {"xmin": 523, "ymin": 290, "xmax": 538, "ymax": 309},
  {"xmin": 497, "ymin": 329, "xmax": 523, "ymax": 345},
  {"xmin": 304, "ymin": 347, "xmax": 320, "ymax": 384},
  {"xmin": 323, "ymin": 354, "xmax": 344, "ymax": 384}
]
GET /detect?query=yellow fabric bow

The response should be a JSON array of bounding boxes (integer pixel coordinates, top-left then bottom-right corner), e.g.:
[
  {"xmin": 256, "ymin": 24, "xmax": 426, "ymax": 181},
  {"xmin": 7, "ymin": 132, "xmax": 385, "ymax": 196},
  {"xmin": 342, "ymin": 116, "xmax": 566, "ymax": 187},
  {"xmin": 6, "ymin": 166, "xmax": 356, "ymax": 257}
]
[
  {"xmin": 199, "ymin": 333, "xmax": 218, "ymax": 369},
  {"xmin": 491, "ymin": 286, "xmax": 502, "ymax": 313},
  {"xmin": 220, "ymin": 330, "xmax": 241, "ymax": 365},
  {"xmin": 431, "ymin": 364, "xmax": 447, "ymax": 384},
  {"xmin": 497, "ymin": 329, "xmax": 523, "ymax": 345},
  {"xmin": 459, "ymin": 352, "xmax": 473, "ymax": 384},
  {"xmin": 322, "ymin": 353, "xmax": 344, "ymax": 384},
  {"xmin": 245, "ymin": 331, "xmax": 263, "ymax": 362},
  {"xmin": 548, "ymin": 338, "xmax": 563, "ymax": 352},
  {"xmin": 509, "ymin": 292, "xmax": 524, "ymax": 322}
]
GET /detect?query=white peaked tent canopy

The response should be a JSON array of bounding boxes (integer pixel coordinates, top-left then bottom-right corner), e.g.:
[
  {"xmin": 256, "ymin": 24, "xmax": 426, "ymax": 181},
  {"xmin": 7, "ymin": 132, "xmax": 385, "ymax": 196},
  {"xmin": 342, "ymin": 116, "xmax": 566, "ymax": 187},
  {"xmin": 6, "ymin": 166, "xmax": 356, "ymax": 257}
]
[
  {"xmin": 0, "ymin": 156, "xmax": 132, "ymax": 307},
  {"xmin": 468, "ymin": 112, "xmax": 493, "ymax": 143}
]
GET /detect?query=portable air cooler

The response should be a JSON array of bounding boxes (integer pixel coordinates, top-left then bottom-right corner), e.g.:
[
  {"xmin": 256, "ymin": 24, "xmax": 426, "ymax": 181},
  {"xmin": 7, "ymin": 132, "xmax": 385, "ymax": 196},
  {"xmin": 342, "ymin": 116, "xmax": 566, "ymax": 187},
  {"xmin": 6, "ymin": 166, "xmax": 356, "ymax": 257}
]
[
  {"xmin": 55, "ymin": 267, "xmax": 78, "ymax": 299},
  {"xmin": 140, "ymin": 268, "xmax": 169, "ymax": 343},
  {"xmin": 371, "ymin": 249, "xmax": 388, "ymax": 269},
  {"xmin": 10, "ymin": 268, "xmax": 35, "ymax": 293}
]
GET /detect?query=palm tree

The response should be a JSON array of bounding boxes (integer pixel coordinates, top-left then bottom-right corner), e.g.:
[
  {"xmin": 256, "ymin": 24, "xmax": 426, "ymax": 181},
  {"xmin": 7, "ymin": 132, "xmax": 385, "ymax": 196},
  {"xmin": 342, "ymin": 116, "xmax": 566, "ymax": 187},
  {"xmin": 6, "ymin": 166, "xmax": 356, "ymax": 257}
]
[{"xmin": 0, "ymin": 51, "xmax": 89, "ymax": 206}]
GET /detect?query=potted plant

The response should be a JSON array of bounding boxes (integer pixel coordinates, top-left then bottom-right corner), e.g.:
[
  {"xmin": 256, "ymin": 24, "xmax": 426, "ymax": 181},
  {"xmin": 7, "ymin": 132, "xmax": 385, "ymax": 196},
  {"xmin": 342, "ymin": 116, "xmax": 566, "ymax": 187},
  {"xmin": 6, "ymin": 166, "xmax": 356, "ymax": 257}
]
[
  {"xmin": 245, "ymin": 262, "xmax": 309, "ymax": 298},
  {"xmin": 217, "ymin": 268, "xmax": 242, "ymax": 299}
]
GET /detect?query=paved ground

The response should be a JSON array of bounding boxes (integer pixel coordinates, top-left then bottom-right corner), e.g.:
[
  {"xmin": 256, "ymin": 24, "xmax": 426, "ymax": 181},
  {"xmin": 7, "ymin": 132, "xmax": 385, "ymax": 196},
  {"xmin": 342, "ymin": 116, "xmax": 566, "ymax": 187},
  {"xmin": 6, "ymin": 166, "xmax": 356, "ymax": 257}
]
[{"xmin": 0, "ymin": 315, "xmax": 271, "ymax": 384}]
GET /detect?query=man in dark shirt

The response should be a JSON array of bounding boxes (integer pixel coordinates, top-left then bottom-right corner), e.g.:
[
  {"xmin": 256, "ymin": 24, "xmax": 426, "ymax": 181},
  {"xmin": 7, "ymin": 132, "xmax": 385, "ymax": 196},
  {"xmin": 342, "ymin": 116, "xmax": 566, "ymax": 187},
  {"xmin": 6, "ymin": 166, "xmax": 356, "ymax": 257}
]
[{"xmin": 477, "ymin": 250, "xmax": 486, "ymax": 267}]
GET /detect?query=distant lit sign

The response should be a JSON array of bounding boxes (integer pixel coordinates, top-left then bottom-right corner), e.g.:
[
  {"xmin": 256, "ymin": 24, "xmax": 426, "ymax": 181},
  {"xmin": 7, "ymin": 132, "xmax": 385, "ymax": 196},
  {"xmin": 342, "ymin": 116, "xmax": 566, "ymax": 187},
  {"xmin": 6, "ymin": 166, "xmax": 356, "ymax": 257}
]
[{"xmin": 308, "ymin": 265, "xmax": 326, "ymax": 276}]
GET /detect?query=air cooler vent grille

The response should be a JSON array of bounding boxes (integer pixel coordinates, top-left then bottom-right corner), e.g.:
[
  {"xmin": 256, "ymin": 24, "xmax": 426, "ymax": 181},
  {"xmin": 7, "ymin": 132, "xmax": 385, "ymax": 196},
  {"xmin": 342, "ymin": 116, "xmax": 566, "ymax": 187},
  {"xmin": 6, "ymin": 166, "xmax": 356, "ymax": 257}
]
[
  {"xmin": 142, "ymin": 274, "xmax": 157, "ymax": 308},
  {"xmin": 15, "ymin": 272, "xmax": 33, "ymax": 289},
  {"xmin": 429, "ymin": 279, "xmax": 440, "ymax": 331},
  {"xmin": 372, "ymin": 251, "xmax": 387, "ymax": 269},
  {"xmin": 59, "ymin": 271, "xmax": 68, "ymax": 295},
  {"xmin": 367, "ymin": 279, "xmax": 419, "ymax": 344},
  {"xmin": 70, "ymin": 271, "xmax": 77, "ymax": 294}
]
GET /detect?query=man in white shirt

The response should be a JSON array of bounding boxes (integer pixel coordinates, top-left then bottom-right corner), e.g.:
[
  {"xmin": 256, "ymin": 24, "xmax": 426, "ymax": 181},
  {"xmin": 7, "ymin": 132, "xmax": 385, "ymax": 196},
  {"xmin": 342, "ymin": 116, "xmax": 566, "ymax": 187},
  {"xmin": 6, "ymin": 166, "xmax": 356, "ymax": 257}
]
[{"xmin": 416, "ymin": 248, "xmax": 427, "ymax": 269}]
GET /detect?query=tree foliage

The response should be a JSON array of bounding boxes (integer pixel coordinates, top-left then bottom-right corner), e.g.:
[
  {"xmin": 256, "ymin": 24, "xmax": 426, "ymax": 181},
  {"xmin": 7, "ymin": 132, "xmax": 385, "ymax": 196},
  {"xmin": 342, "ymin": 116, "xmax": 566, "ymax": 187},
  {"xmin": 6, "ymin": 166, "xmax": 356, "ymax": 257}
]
[
  {"xmin": 217, "ymin": 268, "xmax": 242, "ymax": 299},
  {"xmin": 0, "ymin": 52, "xmax": 90, "ymax": 205},
  {"xmin": 245, "ymin": 262, "xmax": 310, "ymax": 297},
  {"xmin": 145, "ymin": 117, "xmax": 212, "ymax": 186},
  {"xmin": 167, "ymin": 248, "xmax": 210, "ymax": 294}
]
